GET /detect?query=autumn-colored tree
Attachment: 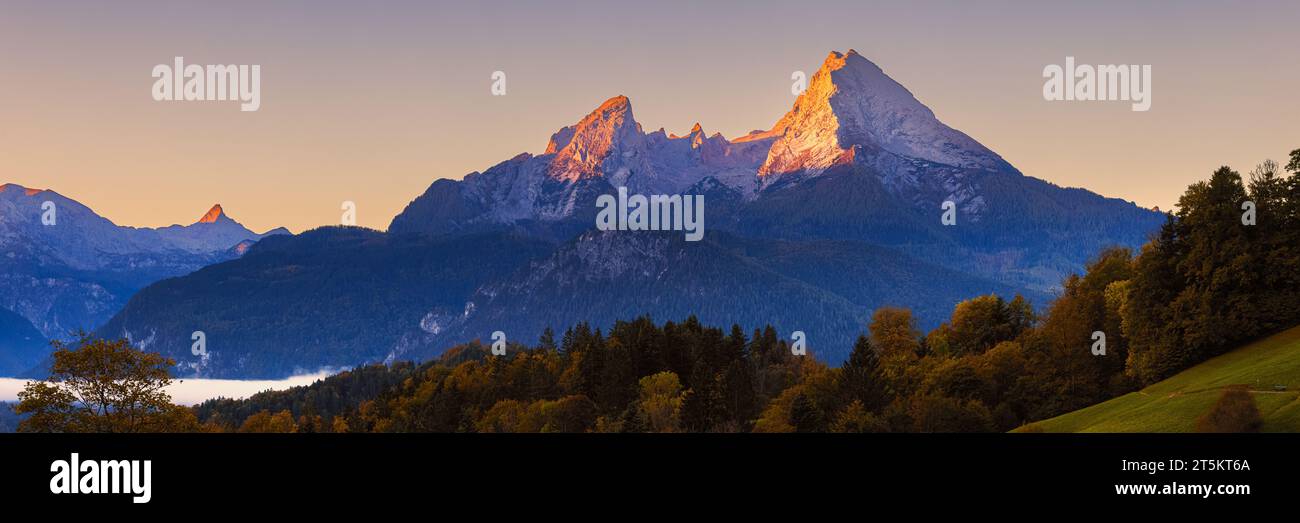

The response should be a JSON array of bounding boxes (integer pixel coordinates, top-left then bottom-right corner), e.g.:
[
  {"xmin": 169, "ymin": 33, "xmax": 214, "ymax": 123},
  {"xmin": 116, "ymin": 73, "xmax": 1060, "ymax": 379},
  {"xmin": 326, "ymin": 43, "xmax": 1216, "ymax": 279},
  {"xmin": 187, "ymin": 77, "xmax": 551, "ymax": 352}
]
[
  {"xmin": 636, "ymin": 371, "xmax": 684, "ymax": 432},
  {"xmin": 930, "ymin": 295, "xmax": 1025, "ymax": 357},
  {"xmin": 297, "ymin": 414, "xmax": 324, "ymax": 433},
  {"xmin": 870, "ymin": 307, "xmax": 921, "ymax": 359},
  {"xmin": 1195, "ymin": 386, "xmax": 1262, "ymax": 433},
  {"xmin": 830, "ymin": 400, "xmax": 888, "ymax": 433},
  {"xmin": 1033, "ymin": 247, "xmax": 1136, "ymax": 406},
  {"xmin": 476, "ymin": 399, "xmax": 527, "ymax": 433},
  {"xmin": 540, "ymin": 395, "xmax": 597, "ymax": 433},
  {"xmin": 768, "ymin": 361, "xmax": 840, "ymax": 433},
  {"xmin": 908, "ymin": 394, "xmax": 994, "ymax": 433},
  {"xmin": 971, "ymin": 340, "xmax": 1033, "ymax": 429},
  {"xmin": 15, "ymin": 334, "xmax": 199, "ymax": 433},
  {"xmin": 238, "ymin": 409, "xmax": 299, "ymax": 433},
  {"xmin": 923, "ymin": 358, "xmax": 991, "ymax": 406},
  {"xmin": 752, "ymin": 387, "xmax": 799, "ymax": 433}
]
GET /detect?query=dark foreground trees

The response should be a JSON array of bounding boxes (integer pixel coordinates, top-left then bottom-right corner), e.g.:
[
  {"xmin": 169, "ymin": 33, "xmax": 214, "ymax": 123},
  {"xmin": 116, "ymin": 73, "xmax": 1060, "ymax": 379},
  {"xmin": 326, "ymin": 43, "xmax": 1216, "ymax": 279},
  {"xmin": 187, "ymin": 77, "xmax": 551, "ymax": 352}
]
[
  {"xmin": 15, "ymin": 334, "xmax": 199, "ymax": 433},
  {"xmin": 1126, "ymin": 150, "xmax": 1300, "ymax": 384}
]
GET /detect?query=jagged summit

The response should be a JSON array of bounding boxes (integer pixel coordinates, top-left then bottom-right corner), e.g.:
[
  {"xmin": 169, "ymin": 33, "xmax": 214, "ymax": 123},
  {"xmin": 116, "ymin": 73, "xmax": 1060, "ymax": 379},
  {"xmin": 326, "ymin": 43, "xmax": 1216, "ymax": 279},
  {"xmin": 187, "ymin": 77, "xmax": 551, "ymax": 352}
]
[
  {"xmin": 393, "ymin": 49, "xmax": 1026, "ymax": 235},
  {"xmin": 531, "ymin": 49, "xmax": 1011, "ymax": 187},
  {"xmin": 759, "ymin": 49, "xmax": 1011, "ymax": 177},
  {"xmin": 668, "ymin": 122, "xmax": 706, "ymax": 139},
  {"xmin": 196, "ymin": 204, "xmax": 227, "ymax": 224},
  {"xmin": 546, "ymin": 95, "xmax": 646, "ymax": 183}
]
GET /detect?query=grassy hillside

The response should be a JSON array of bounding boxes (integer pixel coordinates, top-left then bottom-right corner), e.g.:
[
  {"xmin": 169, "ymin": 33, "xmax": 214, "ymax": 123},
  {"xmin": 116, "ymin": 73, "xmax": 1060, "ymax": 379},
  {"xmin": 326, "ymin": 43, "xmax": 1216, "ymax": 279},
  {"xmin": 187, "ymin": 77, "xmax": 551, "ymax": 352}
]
[{"xmin": 1022, "ymin": 325, "xmax": 1300, "ymax": 433}]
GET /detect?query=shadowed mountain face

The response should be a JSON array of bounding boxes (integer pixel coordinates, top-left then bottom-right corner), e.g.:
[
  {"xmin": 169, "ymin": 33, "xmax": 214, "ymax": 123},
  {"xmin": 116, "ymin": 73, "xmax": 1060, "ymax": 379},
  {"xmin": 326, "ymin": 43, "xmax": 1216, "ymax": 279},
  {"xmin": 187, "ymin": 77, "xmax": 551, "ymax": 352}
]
[
  {"xmin": 0, "ymin": 184, "xmax": 287, "ymax": 353},
  {"xmin": 99, "ymin": 50, "xmax": 1162, "ymax": 378},
  {"xmin": 98, "ymin": 228, "xmax": 555, "ymax": 378},
  {"xmin": 387, "ymin": 230, "xmax": 1040, "ymax": 366},
  {"xmin": 0, "ymin": 307, "xmax": 47, "ymax": 376}
]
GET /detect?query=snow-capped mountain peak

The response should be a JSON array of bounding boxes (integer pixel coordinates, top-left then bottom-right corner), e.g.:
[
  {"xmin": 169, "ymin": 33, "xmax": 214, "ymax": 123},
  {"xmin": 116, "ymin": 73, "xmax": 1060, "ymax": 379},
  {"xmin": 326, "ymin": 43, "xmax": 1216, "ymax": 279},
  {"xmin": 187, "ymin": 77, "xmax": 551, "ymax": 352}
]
[
  {"xmin": 759, "ymin": 49, "xmax": 1011, "ymax": 177},
  {"xmin": 392, "ymin": 50, "xmax": 1023, "ymax": 235},
  {"xmin": 548, "ymin": 95, "xmax": 646, "ymax": 183}
]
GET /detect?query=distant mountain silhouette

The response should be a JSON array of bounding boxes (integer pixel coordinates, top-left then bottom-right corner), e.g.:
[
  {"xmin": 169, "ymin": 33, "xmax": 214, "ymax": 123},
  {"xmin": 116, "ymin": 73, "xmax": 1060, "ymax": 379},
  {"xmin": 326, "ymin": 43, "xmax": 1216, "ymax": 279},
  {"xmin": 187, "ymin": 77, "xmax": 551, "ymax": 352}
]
[{"xmin": 0, "ymin": 183, "xmax": 287, "ymax": 372}]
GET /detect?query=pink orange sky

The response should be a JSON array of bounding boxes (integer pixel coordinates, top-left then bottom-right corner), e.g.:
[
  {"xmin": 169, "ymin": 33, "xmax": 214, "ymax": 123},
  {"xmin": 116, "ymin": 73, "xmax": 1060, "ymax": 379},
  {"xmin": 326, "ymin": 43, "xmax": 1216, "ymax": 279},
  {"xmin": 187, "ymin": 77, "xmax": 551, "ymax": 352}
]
[{"xmin": 2, "ymin": 0, "xmax": 1297, "ymax": 233}]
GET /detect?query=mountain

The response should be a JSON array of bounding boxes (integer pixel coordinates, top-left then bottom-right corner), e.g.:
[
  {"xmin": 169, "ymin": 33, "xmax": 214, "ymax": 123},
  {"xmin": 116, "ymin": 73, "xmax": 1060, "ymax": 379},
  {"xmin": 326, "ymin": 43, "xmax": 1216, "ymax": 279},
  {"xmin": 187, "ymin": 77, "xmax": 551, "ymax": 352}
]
[
  {"xmin": 103, "ymin": 49, "xmax": 1163, "ymax": 378},
  {"xmin": 0, "ymin": 307, "xmax": 47, "ymax": 376},
  {"xmin": 387, "ymin": 95, "xmax": 771, "ymax": 238},
  {"xmin": 97, "ymin": 227, "xmax": 554, "ymax": 377},
  {"xmin": 0, "ymin": 183, "xmax": 288, "ymax": 350},
  {"xmin": 152, "ymin": 204, "xmax": 292, "ymax": 253},
  {"xmin": 391, "ymin": 50, "xmax": 1162, "ymax": 292},
  {"xmin": 100, "ymin": 227, "xmax": 1034, "ymax": 377},
  {"xmin": 1024, "ymin": 325, "xmax": 1300, "ymax": 432},
  {"xmin": 388, "ymin": 230, "xmax": 1038, "ymax": 365},
  {"xmin": 758, "ymin": 50, "xmax": 1012, "ymax": 177}
]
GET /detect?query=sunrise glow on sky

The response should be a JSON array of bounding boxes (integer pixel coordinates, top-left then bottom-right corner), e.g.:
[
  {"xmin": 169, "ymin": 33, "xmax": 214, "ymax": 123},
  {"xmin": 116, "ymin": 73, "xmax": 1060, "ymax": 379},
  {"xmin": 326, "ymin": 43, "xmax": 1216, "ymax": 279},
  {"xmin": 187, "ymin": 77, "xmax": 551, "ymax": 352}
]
[{"xmin": 3, "ymin": 0, "xmax": 1296, "ymax": 232}]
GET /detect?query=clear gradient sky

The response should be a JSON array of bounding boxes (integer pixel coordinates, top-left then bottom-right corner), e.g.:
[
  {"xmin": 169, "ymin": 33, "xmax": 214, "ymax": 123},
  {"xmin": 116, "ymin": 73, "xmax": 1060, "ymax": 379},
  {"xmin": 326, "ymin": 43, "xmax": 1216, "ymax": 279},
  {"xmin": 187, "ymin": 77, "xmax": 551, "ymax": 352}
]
[{"xmin": 2, "ymin": 0, "xmax": 1296, "ymax": 232}]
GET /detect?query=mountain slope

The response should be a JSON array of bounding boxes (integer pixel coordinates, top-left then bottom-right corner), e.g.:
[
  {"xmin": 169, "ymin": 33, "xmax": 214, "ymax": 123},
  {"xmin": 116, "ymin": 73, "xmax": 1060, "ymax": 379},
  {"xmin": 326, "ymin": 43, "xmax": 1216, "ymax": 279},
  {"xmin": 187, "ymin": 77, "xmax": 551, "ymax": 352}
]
[
  {"xmin": 0, "ymin": 184, "xmax": 287, "ymax": 343},
  {"xmin": 0, "ymin": 307, "xmax": 47, "ymax": 376},
  {"xmin": 734, "ymin": 51, "xmax": 1161, "ymax": 292},
  {"xmin": 392, "ymin": 230, "xmax": 1039, "ymax": 365},
  {"xmin": 733, "ymin": 163, "xmax": 1162, "ymax": 292},
  {"xmin": 1023, "ymin": 326, "xmax": 1300, "ymax": 432},
  {"xmin": 97, "ymin": 227, "xmax": 555, "ymax": 378},
  {"xmin": 388, "ymin": 96, "xmax": 770, "ymax": 237},
  {"xmin": 759, "ymin": 50, "xmax": 1012, "ymax": 178}
]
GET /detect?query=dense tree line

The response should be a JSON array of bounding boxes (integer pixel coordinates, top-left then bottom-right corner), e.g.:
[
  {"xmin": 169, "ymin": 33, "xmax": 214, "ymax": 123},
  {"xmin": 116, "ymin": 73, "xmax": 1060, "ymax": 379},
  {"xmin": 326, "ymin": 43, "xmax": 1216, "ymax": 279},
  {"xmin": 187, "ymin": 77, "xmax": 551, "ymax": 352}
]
[
  {"xmin": 193, "ymin": 362, "xmax": 421, "ymax": 432},
  {"xmin": 1124, "ymin": 151, "xmax": 1300, "ymax": 383},
  {"xmin": 193, "ymin": 296, "xmax": 1099, "ymax": 433}
]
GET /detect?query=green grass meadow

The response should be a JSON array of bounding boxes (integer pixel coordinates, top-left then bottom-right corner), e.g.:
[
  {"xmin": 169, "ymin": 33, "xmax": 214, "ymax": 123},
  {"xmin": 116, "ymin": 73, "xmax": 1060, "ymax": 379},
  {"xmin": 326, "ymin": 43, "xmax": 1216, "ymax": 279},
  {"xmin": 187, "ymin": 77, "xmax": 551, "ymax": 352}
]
[{"xmin": 1022, "ymin": 326, "xmax": 1300, "ymax": 433}]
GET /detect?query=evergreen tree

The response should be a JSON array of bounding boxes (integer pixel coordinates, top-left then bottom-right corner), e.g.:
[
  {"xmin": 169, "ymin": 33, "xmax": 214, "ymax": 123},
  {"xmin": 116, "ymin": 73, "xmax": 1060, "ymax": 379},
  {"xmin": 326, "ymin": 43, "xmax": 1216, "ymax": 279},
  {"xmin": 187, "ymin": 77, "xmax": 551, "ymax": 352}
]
[
  {"xmin": 841, "ymin": 335, "xmax": 888, "ymax": 411},
  {"xmin": 538, "ymin": 327, "xmax": 557, "ymax": 352},
  {"xmin": 789, "ymin": 393, "xmax": 823, "ymax": 433}
]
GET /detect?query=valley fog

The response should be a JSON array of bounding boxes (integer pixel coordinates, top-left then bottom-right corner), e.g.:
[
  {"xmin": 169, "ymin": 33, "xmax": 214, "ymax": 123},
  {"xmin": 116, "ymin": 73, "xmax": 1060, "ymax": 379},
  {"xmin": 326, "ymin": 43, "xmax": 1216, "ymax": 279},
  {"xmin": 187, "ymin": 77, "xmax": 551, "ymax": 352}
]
[{"xmin": 0, "ymin": 371, "xmax": 334, "ymax": 406}]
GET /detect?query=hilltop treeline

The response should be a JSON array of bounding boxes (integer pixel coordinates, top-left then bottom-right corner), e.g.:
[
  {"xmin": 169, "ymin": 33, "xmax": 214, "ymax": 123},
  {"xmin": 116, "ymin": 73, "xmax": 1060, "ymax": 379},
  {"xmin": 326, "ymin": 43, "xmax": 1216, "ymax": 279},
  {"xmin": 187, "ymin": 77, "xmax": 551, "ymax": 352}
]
[
  {"xmin": 1125, "ymin": 152, "xmax": 1300, "ymax": 383},
  {"xmin": 192, "ymin": 287, "xmax": 1119, "ymax": 432}
]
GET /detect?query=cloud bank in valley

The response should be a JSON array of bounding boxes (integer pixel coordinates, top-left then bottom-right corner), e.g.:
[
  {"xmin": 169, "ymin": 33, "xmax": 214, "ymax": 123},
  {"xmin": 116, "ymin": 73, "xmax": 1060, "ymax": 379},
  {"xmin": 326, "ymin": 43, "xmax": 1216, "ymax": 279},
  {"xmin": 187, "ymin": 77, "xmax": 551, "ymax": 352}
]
[{"xmin": 0, "ymin": 371, "xmax": 334, "ymax": 406}]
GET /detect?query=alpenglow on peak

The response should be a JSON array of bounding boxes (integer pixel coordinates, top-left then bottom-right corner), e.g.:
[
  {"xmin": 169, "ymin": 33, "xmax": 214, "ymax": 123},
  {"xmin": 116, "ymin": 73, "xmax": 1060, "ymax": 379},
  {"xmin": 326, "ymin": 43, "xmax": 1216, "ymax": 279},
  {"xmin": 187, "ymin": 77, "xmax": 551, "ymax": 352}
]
[{"xmin": 759, "ymin": 49, "xmax": 1012, "ymax": 176}]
